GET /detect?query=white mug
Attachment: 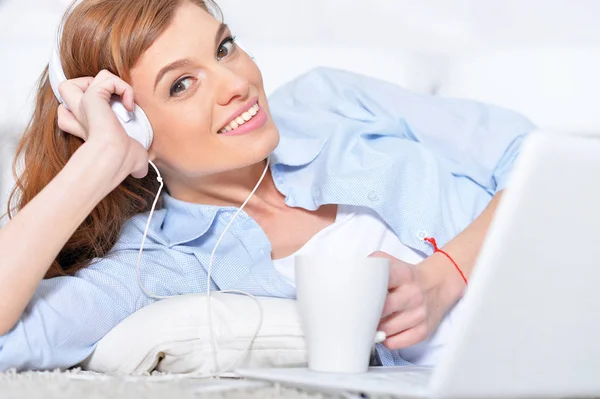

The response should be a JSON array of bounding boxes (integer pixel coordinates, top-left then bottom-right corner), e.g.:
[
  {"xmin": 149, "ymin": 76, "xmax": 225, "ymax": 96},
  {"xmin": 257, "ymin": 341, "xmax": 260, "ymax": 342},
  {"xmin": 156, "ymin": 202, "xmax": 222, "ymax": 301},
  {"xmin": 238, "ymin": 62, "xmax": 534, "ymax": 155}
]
[{"xmin": 295, "ymin": 255, "xmax": 389, "ymax": 373}]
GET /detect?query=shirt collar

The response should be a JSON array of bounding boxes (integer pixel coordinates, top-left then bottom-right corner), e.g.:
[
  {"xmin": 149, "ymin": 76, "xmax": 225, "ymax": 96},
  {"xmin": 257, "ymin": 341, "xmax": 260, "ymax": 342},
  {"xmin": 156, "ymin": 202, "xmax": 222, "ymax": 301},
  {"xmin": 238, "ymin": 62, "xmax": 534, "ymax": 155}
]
[
  {"xmin": 160, "ymin": 133, "xmax": 327, "ymax": 246},
  {"xmin": 161, "ymin": 194, "xmax": 223, "ymax": 247},
  {"xmin": 271, "ymin": 134, "xmax": 327, "ymax": 167}
]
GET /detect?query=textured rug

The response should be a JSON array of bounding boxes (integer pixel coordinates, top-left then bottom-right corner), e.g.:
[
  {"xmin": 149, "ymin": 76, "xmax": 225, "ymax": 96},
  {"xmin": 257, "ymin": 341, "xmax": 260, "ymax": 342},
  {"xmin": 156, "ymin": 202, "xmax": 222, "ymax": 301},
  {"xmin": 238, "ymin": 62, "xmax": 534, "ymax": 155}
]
[{"xmin": 0, "ymin": 369, "xmax": 391, "ymax": 399}]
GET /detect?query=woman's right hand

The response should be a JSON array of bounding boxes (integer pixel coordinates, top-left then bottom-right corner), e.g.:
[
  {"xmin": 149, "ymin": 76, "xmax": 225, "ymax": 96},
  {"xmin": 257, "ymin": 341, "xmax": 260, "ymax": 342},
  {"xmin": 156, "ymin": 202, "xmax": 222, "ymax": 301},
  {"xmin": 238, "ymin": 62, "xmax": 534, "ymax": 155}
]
[{"xmin": 56, "ymin": 70, "xmax": 149, "ymax": 181}]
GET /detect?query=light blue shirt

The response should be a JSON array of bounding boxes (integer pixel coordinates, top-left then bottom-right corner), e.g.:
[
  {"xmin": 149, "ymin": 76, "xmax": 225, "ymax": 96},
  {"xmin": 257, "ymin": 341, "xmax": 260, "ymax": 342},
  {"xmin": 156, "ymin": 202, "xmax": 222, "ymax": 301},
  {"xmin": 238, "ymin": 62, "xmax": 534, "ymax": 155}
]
[{"xmin": 0, "ymin": 67, "xmax": 535, "ymax": 371}]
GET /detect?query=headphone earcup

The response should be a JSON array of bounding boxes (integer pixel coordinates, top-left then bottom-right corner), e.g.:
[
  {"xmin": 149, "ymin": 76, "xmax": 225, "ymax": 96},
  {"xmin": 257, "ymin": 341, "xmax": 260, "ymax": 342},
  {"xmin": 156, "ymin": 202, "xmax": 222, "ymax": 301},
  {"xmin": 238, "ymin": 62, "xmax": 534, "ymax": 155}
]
[
  {"xmin": 109, "ymin": 99, "xmax": 154, "ymax": 150},
  {"xmin": 49, "ymin": 42, "xmax": 154, "ymax": 150}
]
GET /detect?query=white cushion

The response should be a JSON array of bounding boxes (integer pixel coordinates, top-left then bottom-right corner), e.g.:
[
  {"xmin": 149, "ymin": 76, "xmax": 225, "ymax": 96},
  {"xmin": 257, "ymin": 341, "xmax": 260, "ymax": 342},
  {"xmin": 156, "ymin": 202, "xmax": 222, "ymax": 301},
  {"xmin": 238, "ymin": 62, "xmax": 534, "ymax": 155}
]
[
  {"xmin": 436, "ymin": 46, "xmax": 600, "ymax": 135},
  {"xmin": 80, "ymin": 293, "xmax": 307, "ymax": 375}
]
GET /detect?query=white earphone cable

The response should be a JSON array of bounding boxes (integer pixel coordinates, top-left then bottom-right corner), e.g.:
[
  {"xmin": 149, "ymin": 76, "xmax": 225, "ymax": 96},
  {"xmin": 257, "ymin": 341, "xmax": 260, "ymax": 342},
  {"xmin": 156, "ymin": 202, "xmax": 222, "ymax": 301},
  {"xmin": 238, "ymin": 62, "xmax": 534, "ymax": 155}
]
[
  {"xmin": 203, "ymin": 156, "xmax": 270, "ymax": 374},
  {"xmin": 135, "ymin": 160, "xmax": 168, "ymax": 299},
  {"xmin": 136, "ymin": 157, "xmax": 270, "ymax": 377}
]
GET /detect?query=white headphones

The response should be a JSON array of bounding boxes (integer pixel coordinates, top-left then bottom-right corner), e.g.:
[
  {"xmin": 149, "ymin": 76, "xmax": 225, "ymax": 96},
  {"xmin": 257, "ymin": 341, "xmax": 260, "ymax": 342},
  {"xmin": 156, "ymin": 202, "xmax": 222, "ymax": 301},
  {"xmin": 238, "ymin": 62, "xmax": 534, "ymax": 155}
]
[{"xmin": 47, "ymin": 35, "xmax": 155, "ymax": 150}]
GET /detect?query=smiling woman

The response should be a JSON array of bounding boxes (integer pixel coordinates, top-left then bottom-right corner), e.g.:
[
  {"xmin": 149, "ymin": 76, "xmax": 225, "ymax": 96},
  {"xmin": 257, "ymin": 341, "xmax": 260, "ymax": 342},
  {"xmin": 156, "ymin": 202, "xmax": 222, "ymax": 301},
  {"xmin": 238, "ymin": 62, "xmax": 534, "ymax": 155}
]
[
  {"xmin": 0, "ymin": 0, "xmax": 535, "ymax": 372},
  {"xmin": 125, "ymin": 1, "xmax": 279, "ymax": 204},
  {"xmin": 9, "ymin": 0, "xmax": 278, "ymax": 279}
]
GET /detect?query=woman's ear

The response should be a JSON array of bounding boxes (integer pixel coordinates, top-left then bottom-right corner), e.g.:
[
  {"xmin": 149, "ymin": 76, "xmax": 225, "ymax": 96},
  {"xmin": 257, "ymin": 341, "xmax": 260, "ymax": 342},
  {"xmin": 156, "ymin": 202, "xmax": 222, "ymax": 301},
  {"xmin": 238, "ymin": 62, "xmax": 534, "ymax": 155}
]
[{"xmin": 148, "ymin": 148, "xmax": 157, "ymax": 163}]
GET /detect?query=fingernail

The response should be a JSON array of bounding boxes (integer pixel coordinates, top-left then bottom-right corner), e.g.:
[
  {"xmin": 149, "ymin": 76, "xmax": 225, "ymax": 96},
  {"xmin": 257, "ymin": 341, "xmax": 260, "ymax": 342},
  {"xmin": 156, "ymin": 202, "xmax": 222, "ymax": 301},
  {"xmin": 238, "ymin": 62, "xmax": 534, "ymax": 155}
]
[{"xmin": 374, "ymin": 331, "xmax": 387, "ymax": 344}]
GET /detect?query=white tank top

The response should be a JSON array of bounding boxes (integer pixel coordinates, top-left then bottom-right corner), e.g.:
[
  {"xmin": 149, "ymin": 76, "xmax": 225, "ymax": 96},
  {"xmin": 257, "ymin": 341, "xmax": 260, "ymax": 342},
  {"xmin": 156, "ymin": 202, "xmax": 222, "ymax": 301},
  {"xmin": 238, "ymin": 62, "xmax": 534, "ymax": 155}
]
[{"xmin": 272, "ymin": 204, "xmax": 464, "ymax": 366}]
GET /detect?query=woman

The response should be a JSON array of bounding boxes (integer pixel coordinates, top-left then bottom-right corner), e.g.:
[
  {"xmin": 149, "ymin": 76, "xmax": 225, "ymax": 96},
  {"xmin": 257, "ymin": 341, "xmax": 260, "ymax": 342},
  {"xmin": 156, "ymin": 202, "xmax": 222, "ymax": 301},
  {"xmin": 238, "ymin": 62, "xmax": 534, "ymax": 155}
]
[{"xmin": 0, "ymin": 0, "xmax": 535, "ymax": 371}]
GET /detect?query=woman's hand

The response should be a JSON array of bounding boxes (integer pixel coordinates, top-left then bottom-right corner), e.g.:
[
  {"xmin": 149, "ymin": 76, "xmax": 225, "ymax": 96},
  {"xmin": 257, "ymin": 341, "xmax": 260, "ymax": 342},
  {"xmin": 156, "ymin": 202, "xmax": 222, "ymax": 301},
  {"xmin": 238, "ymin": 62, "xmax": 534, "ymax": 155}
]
[
  {"xmin": 369, "ymin": 251, "xmax": 464, "ymax": 349},
  {"xmin": 369, "ymin": 194, "xmax": 503, "ymax": 350},
  {"xmin": 56, "ymin": 70, "xmax": 149, "ymax": 181}
]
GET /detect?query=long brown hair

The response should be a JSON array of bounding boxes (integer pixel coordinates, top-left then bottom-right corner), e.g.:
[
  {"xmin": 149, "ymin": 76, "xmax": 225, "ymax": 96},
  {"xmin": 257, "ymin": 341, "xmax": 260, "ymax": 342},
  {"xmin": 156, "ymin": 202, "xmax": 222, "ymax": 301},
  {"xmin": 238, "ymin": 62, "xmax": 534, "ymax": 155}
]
[{"xmin": 7, "ymin": 0, "xmax": 220, "ymax": 278}]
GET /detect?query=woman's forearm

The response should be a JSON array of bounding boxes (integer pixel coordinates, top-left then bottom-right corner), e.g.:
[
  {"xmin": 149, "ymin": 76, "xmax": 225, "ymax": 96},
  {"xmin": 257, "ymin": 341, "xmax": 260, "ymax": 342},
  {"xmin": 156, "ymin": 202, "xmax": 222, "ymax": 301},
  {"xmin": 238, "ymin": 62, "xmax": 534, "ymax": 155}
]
[
  {"xmin": 0, "ymin": 143, "xmax": 122, "ymax": 335},
  {"xmin": 421, "ymin": 192, "xmax": 504, "ymax": 307}
]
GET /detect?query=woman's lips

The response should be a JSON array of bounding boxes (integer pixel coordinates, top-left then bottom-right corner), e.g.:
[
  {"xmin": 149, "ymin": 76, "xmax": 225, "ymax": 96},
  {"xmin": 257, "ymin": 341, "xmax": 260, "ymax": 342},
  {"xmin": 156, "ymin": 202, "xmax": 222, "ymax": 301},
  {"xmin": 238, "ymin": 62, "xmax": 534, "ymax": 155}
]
[{"xmin": 218, "ymin": 102, "xmax": 267, "ymax": 136}]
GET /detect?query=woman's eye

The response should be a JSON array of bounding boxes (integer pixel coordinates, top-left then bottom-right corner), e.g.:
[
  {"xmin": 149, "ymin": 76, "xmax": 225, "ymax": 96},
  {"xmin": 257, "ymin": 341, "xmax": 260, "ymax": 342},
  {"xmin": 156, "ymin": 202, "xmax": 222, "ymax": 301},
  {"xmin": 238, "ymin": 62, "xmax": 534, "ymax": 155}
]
[
  {"xmin": 170, "ymin": 77, "xmax": 193, "ymax": 97},
  {"xmin": 217, "ymin": 38, "xmax": 235, "ymax": 60}
]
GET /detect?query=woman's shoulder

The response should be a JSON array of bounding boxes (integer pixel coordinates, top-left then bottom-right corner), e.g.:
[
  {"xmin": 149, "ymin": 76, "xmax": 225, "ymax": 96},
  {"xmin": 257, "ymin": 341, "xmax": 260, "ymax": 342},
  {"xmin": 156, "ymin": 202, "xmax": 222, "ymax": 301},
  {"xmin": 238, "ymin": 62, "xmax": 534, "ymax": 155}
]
[
  {"xmin": 76, "ymin": 207, "xmax": 191, "ymax": 286},
  {"xmin": 107, "ymin": 195, "xmax": 225, "ymax": 253},
  {"xmin": 269, "ymin": 67, "xmax": 410, "ymax": 164},
  {"xmin": 109, "ymin": 208, "xmax": 170, "ymax": 252}
]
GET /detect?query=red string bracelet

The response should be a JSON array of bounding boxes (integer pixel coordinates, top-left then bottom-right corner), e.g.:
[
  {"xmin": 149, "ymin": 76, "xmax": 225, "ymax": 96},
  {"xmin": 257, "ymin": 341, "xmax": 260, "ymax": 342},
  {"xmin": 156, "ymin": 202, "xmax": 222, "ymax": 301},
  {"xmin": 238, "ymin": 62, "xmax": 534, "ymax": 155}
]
[{"xmin": 424, "ymin": 237, "xmax": 468, "ymax": 286}]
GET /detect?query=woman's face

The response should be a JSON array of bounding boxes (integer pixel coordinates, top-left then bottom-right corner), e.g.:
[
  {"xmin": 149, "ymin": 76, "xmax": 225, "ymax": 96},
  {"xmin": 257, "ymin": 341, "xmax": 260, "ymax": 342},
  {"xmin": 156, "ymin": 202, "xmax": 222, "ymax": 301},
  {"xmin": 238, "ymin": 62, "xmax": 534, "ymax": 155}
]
[{"xmin": 130, "ymin": 2, "xmax": 279, "ymax": 181}]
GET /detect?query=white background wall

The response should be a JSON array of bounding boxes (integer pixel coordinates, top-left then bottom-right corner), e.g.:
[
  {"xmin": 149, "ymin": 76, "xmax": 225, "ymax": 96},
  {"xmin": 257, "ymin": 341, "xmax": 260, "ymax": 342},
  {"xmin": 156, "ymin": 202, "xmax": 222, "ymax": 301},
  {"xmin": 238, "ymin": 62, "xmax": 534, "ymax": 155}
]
[
  {"xmin": 2, "ymin": 0, "xmax": 599, "ymax": 130},
  {"xmin": 1, "ymin": 0, "xmax": 600, "ymax": 220},
  {"xmin": 218, "ymin": 0, "xmax": 600, "ymax": 54},
  {"xmin": 216, "ymin": 0, "xmax": 600, "ymax": 135}
]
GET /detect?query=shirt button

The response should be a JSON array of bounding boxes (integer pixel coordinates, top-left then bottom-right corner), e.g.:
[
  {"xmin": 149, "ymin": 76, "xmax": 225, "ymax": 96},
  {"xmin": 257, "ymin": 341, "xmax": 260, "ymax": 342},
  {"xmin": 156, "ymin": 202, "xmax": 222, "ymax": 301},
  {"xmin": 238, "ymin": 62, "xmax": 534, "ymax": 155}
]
[
  {"xmin": 313, "ymin": 189, "xmax": 322, "ymax": 199},
  {"xmin": 368, "ymin": 190, "xmax": 380, "ymax": 202},
  {"xmin": 416, "ymin": 230, "xmax": 428, "ymax": 240},
  {"xmin": 259, "ymin": 249, "xmax": 266, "ymax": 256}
]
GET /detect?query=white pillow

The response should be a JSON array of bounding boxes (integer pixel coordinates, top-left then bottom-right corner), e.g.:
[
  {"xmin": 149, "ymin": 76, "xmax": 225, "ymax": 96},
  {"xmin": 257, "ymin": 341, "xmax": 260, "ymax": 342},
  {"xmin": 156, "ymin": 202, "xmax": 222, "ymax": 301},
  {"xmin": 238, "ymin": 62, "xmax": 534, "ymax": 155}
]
[
  {"xmin": 436, "ymin": 45, "xmax": 600, "ymax": 135},
  {"xmin": 80, "ymin": 293, "xmax": 307, "ymax": 375}
]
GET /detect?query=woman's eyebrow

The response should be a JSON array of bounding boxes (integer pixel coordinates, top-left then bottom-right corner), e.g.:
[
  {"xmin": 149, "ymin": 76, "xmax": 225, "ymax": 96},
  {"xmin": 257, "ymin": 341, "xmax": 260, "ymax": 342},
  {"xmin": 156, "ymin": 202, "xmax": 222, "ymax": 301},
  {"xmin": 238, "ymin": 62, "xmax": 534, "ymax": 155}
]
[
  {"xmin": 214, "ymin": 23, "xmax": 229, "ymax": 48},
  {"xmin": 154, "ymin": 58, "xmax": 191, "ymax": 91},
  {"xmin": 153, "ymin": 23, "xmax": 229, "ymax": 91}
]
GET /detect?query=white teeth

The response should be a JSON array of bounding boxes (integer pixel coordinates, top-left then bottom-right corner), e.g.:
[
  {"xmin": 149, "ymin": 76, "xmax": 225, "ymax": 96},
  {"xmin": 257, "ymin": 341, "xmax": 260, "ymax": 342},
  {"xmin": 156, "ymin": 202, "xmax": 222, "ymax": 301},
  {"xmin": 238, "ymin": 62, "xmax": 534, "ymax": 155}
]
[{"xmin": 219, "ymin": 102, "xmax": 260, "ymax": 133}]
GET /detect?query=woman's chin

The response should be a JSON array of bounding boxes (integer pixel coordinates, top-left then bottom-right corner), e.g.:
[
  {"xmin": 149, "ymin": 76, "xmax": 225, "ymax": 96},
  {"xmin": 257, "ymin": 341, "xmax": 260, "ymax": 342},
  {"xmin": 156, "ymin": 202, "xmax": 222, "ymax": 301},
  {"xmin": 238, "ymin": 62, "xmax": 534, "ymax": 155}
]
[
  {"xmin": 265, "ymin": 127, "xmax": 280, "ymax": 154},
  {"xmin": 236, "ymin": 123, "xmax": 280, "ymax": 158}
]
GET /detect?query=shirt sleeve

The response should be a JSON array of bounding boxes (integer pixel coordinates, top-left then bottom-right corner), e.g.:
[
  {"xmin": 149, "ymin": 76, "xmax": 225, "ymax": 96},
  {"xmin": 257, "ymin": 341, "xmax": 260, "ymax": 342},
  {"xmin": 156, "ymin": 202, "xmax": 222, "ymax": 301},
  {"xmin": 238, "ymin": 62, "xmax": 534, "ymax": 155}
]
[
  {"xmin": 0, "ymin": 247, "xmax": 185, "ymax": 371},
  {"xmin": 270, "ymin": 67, "xmax": 537, "ymax": 194}
]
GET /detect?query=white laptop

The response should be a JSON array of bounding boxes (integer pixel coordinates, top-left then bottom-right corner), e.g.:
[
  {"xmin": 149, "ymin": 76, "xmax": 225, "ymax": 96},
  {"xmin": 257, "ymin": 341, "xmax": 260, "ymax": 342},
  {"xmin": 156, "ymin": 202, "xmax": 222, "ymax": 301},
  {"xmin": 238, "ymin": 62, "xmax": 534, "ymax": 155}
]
[{"xmin": 237, "ymin": 130, "xmax": 600, "ymax": 398}]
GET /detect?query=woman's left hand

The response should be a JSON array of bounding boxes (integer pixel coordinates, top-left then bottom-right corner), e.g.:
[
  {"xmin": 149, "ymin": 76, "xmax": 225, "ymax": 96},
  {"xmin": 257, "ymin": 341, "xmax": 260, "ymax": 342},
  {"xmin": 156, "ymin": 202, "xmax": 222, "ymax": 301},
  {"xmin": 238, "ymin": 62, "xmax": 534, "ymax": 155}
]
[{"xmin": 369, "ymin": 251, "xmax": 463, "ymax": 350}]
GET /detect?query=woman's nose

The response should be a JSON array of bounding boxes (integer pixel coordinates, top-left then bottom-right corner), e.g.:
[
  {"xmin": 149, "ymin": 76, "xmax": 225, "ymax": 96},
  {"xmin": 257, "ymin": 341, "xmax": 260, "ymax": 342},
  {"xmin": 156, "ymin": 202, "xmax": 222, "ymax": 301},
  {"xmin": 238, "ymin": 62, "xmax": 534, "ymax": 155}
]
[{"xmin": 214, "ymin": 66, "xmax": 251, "ymax": 106}]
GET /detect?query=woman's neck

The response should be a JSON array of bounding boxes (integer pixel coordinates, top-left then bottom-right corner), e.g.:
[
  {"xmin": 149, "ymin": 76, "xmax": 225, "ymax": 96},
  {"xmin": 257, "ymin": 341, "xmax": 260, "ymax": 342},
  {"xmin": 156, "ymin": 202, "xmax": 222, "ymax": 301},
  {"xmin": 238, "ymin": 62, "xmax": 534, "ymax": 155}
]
[{"xmin": 163, "ymin": 159, "xmax": 286, "ymax": 212}]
